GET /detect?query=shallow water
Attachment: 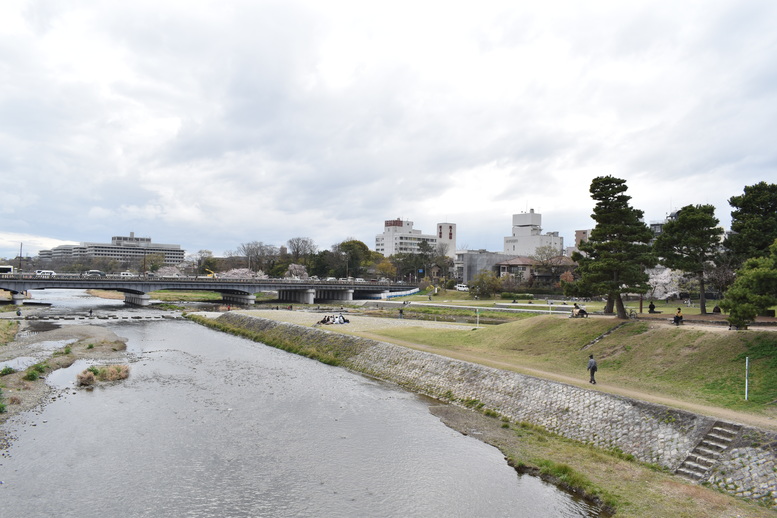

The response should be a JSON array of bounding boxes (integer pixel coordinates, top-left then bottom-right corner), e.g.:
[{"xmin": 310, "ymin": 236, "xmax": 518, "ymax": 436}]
[{"xmin": 1, "ymin": 290, "xmax": 601, "ymax": 517}]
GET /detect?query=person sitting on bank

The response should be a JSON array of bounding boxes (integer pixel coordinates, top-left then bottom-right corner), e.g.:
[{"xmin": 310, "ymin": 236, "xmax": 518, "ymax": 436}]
[
  {"xmin": 648, "ymin": 301, "xmax": 656, "ymax": 313},
  {"xmin": 673, "ymin": 308, "xmax": 683, "ymax": 325},
  {"xmin": 572, "ymin": 303, "xmax": 588, "ymax": 318}
]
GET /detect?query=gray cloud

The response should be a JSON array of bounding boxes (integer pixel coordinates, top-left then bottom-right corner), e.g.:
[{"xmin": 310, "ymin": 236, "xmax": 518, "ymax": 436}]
[{"xmin": 1, "ymin": 1, "xmax": 775, "ymax": 259}]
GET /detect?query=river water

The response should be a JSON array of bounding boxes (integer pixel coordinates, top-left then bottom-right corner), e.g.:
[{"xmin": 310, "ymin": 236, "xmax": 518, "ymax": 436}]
[{"xmin": 1, "ymin": 290, "xmax": 601, "ymax": 517}]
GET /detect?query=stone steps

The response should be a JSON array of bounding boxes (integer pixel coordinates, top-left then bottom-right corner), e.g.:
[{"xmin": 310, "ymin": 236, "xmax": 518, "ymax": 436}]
[{"xmin": 675, "ymin": 421, "xmax": 741, "ymax": 481}]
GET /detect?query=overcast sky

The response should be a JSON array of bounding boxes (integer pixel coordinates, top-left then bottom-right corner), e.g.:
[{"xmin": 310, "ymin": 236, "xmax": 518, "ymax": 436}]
[{"xmin": 2, "ymin": 0, "xmax": 775, "ymax": 260}]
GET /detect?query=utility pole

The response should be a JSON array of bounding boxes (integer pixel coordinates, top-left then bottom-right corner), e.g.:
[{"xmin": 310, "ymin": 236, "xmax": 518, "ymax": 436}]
[{"xmin": 18, "ymin": 243, "xmax": 22, "ymax": 271}]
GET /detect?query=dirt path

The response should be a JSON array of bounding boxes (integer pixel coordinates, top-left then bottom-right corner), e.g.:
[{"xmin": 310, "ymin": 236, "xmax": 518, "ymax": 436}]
[
  {"xmin": 356, "ymin": 331, "xmax": 777, "ymax": 431},
  {"xmin": 234, "ymin": 309, "xmax": 777, "ymax": 432}
]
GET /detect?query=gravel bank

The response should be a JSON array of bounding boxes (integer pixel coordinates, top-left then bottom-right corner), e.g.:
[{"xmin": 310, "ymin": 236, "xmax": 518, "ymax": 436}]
[{"xmin": 231, "ymin": 308, "xmax": 473, "ymax": 333}]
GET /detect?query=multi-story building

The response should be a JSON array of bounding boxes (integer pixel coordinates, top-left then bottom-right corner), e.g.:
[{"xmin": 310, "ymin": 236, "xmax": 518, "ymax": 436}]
[
  {"xmin": 39, "ymin": 232, "xmax": 185, "ymax": 265},
  {"xmin": 454, "ymin": 249, "xmax": 517, "ymax": 283},
  {"xmin": 376, "ymin": 219, "xmax": 456, "ymax": 259},
  {"xmin": 503, "ymin": 209, "xmax": 564, "ymax": 256}
]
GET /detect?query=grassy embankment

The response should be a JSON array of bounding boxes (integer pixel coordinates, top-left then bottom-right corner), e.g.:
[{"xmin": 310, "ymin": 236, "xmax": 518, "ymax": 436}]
[
  {"xmin": 360, "ymin": 314, "xmax": 777, "ymax": 414},
  {"xmin": 350, "ymin": 308, "xmax": 777, "ymax": 515}
]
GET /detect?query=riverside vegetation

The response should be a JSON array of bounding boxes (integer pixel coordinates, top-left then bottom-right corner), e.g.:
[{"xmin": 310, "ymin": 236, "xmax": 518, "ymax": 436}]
[{"xmin": 188, "ymin": 308, "xmax": 777, "ymax": 517}]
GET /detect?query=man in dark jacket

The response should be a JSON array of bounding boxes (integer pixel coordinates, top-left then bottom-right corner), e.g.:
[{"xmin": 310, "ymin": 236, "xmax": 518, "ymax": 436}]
[{"xmin": 587, "ymin": 354, "xmax": 598, "ymax": 384}]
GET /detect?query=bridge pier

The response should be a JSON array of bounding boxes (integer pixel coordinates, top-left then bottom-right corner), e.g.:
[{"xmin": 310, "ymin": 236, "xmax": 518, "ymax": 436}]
[
  {"xmin": 315, "ymin": 289, "xmax": 354, "ymax": 302},
  {"xmin": 124, "ymin": 293, "xmax": 151, "ymax": 306},
  {"xmin": 222, "ymin": 293, "xmax": 256, "ymax": 305},
  {"xmin": 277, "ymin": 289, "xmax": 315, "ymax": 304},
  {"xmin": 11, "ymin": 293, "xmax": 26, "ymax": 306}
]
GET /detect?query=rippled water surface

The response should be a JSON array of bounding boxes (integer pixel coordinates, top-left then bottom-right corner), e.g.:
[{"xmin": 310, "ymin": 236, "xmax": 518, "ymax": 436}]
[{"xmin": 1, "ymin": 290, "xmax": 601, "ymax": 517}]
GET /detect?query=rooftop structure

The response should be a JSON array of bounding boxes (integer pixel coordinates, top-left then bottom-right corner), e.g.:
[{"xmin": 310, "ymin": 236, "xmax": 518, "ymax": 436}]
[{"xmin": 503, "ymin": 209, "xmax": 564, "ymax": 256}]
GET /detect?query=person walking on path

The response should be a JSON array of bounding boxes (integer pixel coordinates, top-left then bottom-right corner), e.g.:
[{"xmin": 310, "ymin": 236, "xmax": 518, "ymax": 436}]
[{"xmin": 587, "ymin": 354, "xmax": 598, "ymax": 384}]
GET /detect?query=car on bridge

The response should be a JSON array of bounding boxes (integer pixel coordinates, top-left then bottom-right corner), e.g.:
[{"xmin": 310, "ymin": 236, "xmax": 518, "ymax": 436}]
[{"xmin": 86, "ymin": 270, "xmax": 106, "ymax": 277}]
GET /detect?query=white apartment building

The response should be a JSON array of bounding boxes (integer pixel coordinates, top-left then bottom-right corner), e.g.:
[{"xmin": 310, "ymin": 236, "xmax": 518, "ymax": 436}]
[
  {"xmin": 376, "ymin": 219, "xmax": 456, "ymax": 259},
  {"xmin": 503, "ymin": 209, "xmax": 564, "ymax": 256}
]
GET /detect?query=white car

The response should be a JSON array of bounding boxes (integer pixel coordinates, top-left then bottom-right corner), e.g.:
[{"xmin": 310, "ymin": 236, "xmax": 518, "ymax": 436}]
[{"xmin": 455, "ymin": 284, "xmax": 469, "ymax": 292}]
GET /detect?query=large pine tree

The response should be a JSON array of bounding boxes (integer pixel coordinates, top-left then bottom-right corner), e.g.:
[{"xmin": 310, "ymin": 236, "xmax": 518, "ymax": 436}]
[
  {"xmin": 571, "ymin": 176, "xmax": 655, "ymax": 319},
  {"xmin": 724, "ymin": 181, "xmax": 777, "ymax": 265},
  {"xmin": 653, "ymin": 204, "xmax": 723, "ymax": 314}
]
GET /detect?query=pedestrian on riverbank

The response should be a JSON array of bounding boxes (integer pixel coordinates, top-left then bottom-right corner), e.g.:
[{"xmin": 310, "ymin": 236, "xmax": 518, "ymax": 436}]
[
  {"xmin": 587, "ymin": 354, "xmax": 598, "ymax": 384},
  {"xmin": 399, "ymin": 308, "xmax": 404, "ymax": 319}
]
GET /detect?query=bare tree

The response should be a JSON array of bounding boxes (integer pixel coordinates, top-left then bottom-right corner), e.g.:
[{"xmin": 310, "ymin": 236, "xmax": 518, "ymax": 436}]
[
  {"xmin": 287, "ymin": 237, "xmax": 317, "ymax": 263},
  {"xmin": 530, "ymin": 244, "xmax": 568, "ymax": 285},
  {"xmin": 235, "ymin": 242, "xmax": 279, "ymax": 272}
]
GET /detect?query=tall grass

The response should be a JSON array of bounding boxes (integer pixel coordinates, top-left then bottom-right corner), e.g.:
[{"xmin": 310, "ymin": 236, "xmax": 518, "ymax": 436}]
[{"xmin": 76, "ymin": 364, "xmax": 130, "ymax": 386}]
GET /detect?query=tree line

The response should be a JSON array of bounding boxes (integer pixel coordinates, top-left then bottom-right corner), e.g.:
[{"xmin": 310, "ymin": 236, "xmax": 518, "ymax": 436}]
[
  {"xmin": 564, "ymin": 176, "xmax": 777, "ymax": 326},
  {"xmin": 194, "ymin": 238, "xmax": 455, "ymax": 284}
]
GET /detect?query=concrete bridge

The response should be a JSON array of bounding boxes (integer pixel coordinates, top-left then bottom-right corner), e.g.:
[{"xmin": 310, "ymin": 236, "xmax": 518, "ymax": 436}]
[{"xmin": 0, "ymin": 275, "xmax": 419, "ymax": 306}]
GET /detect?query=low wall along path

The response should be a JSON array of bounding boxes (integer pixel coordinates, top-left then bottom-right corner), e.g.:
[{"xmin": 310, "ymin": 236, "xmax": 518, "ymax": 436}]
[{"xmin": 215, "ymin": 312, "xmax": 777, "ymax": 507}]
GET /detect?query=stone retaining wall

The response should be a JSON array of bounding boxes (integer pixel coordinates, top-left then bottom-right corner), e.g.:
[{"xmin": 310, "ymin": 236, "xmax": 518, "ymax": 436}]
[{"xmin": 215, "ymin": 312, "xmax": 777, "ymax": 507}]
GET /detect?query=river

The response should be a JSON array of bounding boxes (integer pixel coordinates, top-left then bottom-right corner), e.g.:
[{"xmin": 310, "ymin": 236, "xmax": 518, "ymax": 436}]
[{"xmin": 1, "ymin": 290, "xmax": 601, "ymax": 517}]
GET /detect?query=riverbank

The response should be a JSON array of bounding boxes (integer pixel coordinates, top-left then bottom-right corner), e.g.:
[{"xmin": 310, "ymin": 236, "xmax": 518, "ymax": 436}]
[
  {"xmin": 194, "ymin": 310, "xmax": 777, "ymax": 517},
  {"xmin": 225, "ymin": 308, "xmax": 777, "ymax": 431},
  {"xmin": 0, "ymin": 317, "xmax": 128, "ymax": 447}
]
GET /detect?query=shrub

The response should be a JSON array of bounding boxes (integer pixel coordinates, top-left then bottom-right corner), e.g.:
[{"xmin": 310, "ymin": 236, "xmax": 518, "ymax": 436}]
[
  {"xmin": 53, "ymin": 346, "xmax": 72, "ymax": 356},
  {"xmin": 77, "ymin": 364, "xmax": 130, "ymax": 386},
  {"xmin": 98, "ymin": 364, "xmax": 130, "ymax": 381},
  {"xmin": 76, "ymin": 370, "xmax": 95, "ymax": 386},
  {"xmin": 1, "ymin": 366, "xmax": 15, "ymax": 376},
  {"xmin": 19, "ymin": 363, "xmax": 47, "ymax": 382}
]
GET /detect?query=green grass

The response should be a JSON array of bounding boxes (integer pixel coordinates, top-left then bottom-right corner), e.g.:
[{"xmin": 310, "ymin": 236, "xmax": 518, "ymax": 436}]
[
  {"xmin": 151, "ymin": 290, "xmax": 224, "ymax": 301},
  {"xmin": 366, "ymin": 315, "xmax": 777, "ymax": 415},
  {"xmin": 150, "ymin": 290, "xmax": 276, "ymax": 303},
  {"xmin": 187, "ymin": 314, "xmax": 368, "ymax": 366},
  {"xmin": 1, "ymin": 320, "xmax": 18, "ymax": 345}
]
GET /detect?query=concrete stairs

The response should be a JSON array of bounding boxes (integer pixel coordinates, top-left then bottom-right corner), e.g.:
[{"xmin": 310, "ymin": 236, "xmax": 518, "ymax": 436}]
[{"xmin": 675, "ymin": 421, "xmax": 741, "ymax": 481}]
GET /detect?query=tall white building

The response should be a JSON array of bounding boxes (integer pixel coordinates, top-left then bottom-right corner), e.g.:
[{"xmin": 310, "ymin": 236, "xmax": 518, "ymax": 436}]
[
  {"xmin": 375, "ymin": 219, "xmax": 456, "ymax": 259},
  {"xmin": 503, "ymin": 209, "xmax": 563, "ymax": 256}
]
